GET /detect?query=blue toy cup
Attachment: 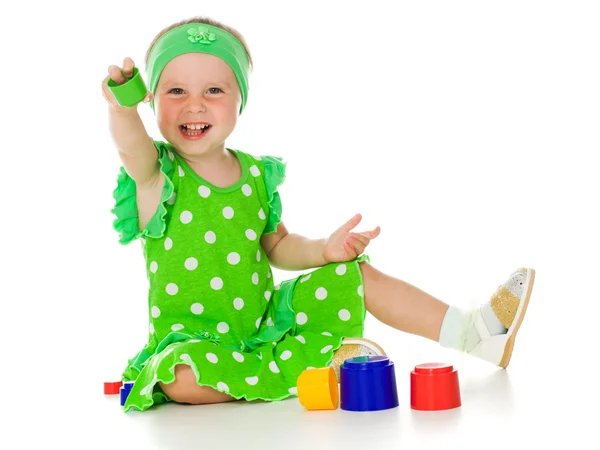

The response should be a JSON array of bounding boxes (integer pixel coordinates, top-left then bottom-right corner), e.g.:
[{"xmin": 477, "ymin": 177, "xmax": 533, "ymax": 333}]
[
  {"xmin": 120, "ymin": 381, "xmax": 135, "ymax": 406},
  {"xmin": 340, "ymin": 355, "xmax": 399, "ymax": 412}
]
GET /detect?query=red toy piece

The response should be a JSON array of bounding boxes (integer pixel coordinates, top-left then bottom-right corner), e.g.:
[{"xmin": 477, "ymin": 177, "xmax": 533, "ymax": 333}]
[
  {"xmin": 410, "ymin": 363, "xmax": 461, "ymax": 410},
  {"xmin": 104, "ymin": 381, "xmax": 123, "ymax": 395}
]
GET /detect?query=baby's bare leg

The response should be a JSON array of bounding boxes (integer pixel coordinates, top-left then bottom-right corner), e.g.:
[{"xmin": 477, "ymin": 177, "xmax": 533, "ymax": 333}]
[
  {"xmin": 159, "ymin": 365, "xmax": 239, "ymax": 405},
  {"xmin": 359, "ymin": 261, "xmax": 449, "ymax": 342}
]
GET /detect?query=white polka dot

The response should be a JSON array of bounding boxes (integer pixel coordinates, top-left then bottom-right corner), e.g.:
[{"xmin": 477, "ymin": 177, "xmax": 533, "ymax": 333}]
[
  {"xmin": 178, "ymin": 166, "xmax": 185, "ymax": 177},
  {"xmin": 167, "ymin": 192, "xmax": 176, "ymax": 205},
  {"xmin": 267, "ymin": 271, "xmax": 271, "ymax": 278},
  {"xmin": 322, "ymin": 331, "xmax": 333, "ymax": 337},
  {"xmin": 280, "ymin": 350, "xmax": 292, "ymax": 360},
  {"xmin": 300, "ymin": 274, "xmax": 311, "ymax": 283},
  {"xmin": 296, "ymin": 312, "xmax": 308, "ymax": 325},
  {"xmin": 210, "ymin": 277, "xmax": 223, "ymax": 290},
  {"xmin": 339, "ymin": 309, "xmax": 351, "ymax": 321},
  {"xmin": 217, "ymin": 322, "xmax": 230, "ymax": 333},
  {"xmin": 232, "ymin": 352, "xmax": 245, "ymax": 362},
  {"xmin": 249, "ymin": 165, "xmax": 260, "ymax": 176},
  {"xmin": 288, "ymin": 387, "xmax": 298, "ymax": 395},
  {"xmin": 166, "ymin": 283, "xmax": 178, "ymax": 295},
  {"xmin": 164, "ymin": 238, "xmax": 173, "ymax": 250},
  {"xmin": 217, "ymin": 382, "xmax": 229, "ymax": 392},
  {"xmin": 190, "ymin": 303, "xmax": 204, "ymax": 315},
  {"xmin": 168, "ymin": 151, "xmax": 174, "ymax": 160},
  {"xmin": 242, "ymin": 184, "xmax": 252, "ymax": 196},
  {"xmin": 256, "ymin": 317, "xmax": 262, "ymax": 328},
  {"xmin": 188, "ymin": 339, "xmax": 200, "ymax": 343},
  {"xmin": 171, "ymin": 324, "xmax": 184, "ymax": 331},
  {"xmin": 205, "ymin": 231, "xmax": 216, "ymax": 244},
  {"xmin": 184, "ymin": 257, "xmax": 198, "ymax": 270},
  {"xmin": 246, "ymin": 229, "xmax": 257, "ymax": 240},
  {"xmin": 222, "ymin": 206, "xmax": 234, "ymax": 219},
  {"xmin": 269, "ymin": 361, "xmax": 280, "ymax": 373},
  {"xmin": 149, "ymin": 323, "xmax": 155, "ymax": 334},
  {"xmin": 180, "ymin": 211, "xmax": 192, "ymax": 224},
  {"xmin": 321, "ymin": 345, "xmax": 333, "ymax": 354},
  {"xmin": 264, "ymin": 291, "xmax": 272, "ymax": 301},
  {"xmin": 151, "ymin": 306, "xmax": 161, "ymax": 318},
  {"xmin": 227, "ymin": 252, "xmax": 240, "ymax": 265},
  {"xmin": 274, "ymin": 284, "xmax": 281, "ymax": 290},
  {"xmin": 252, "ymin": 273, "xmax": 259, "ymax": 285},
  {"xmin": 149, "ymin": 261, "xmax": 158, "ymax": 273},
  {"xmin": 358, "ymin": 285, "xmax": 364, "ymax": 297},
  {"xmin": 245, "ymin": 376, "xmax": 259, "ymax": 385},
  {"xmin": 198, "ymin": 186, "xmax": 211, "ymax": 198},
  {"xmin": 295, "ymin": 335, "xmax": 306, "ymax": 344},
  {"xmin": 180, "ymin": 354, "xmax": 191, "ymax": 361},
  {"xmin": 206, "ymin": 353, "xmax": 218, "ymax": 364},
  {"xmin": 256, "ymin": 250, "xmax": 261, "ymax": 261},
  {"xmin": 306, "ymin": 366, "xmax": 316, "ymax": 370},
  {"xmin": 266, "ymin": 317, "xmax": 274, "ymax": 327},
  {"xmin": 336, "ymin": 264, "xmax": 347, "ymax": 275},
  {"xmin": 258, "ymin": 208, "xmax": 266, "ymax": 220},
  {"xmin": 233, "ymin": 298, "xmax": 244, "ymax": 310},
  {"xmin": 315, "ymin": 287, "xmax": 328, "ymax": 300}
]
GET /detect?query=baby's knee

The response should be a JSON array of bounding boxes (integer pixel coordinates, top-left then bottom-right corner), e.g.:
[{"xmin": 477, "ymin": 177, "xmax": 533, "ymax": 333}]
[{"xmin": 159, "ymin": 364, "xmax": 236, "ymax": 405}]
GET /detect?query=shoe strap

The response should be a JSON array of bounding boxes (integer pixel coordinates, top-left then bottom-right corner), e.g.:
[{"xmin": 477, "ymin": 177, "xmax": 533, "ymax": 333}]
[{"xmin": 474, "ymin": 306, "xmax": 492, "ymax": 340}]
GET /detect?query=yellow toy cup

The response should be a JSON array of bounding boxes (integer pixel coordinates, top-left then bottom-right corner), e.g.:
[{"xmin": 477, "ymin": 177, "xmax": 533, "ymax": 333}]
[{"xmin": 297, "ymin": 367, "xmax": 339, "ymax": 410}]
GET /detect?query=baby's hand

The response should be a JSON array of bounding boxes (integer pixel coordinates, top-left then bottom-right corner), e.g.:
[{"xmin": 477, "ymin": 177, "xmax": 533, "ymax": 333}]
[
  {"xmin": 101, "ymin": 57, "xmax": 153, "ymax": 110},
  {"xmin": 322, "ymin": 214, "xmax": 381, "ymax": 264}
]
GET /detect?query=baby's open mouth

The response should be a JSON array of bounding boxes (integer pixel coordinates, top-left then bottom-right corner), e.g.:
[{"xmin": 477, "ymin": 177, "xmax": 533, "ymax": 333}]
[{"xmin": 180, "ymin": 123, "xmax": 212, "ymax": 136}]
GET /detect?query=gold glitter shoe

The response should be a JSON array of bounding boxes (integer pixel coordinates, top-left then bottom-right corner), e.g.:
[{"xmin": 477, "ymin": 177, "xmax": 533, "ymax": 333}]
[
  {"xmin": 329, "ymin": 338, "xmax": 387, "ymax": 382},
  {"xmin": 468, "ymin": 267, "xmax": 536, "ymax": 368}
]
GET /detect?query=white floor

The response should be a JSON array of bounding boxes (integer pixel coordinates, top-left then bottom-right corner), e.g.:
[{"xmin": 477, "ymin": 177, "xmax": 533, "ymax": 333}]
[{"xmin": 10, "ymin": 282, "xmax": 598, "ymax": 450}]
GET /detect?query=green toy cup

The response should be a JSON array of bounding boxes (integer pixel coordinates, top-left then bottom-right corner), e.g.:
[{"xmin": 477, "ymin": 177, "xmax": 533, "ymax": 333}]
[{"xmin": 107, "ymin": 67, "xmax": 148, "ymax": 107}]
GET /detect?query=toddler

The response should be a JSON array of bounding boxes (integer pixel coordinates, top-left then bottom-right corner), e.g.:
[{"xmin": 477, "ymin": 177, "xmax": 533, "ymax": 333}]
[{"xmin": 102, "ymin": 16, "xmax": 536, "ymax": 413}]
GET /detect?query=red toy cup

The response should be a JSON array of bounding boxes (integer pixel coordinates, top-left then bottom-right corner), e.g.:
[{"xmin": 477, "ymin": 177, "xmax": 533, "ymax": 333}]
[
  {"xmin": 410, "ymin": 363, "xmax": 461, "ymax": 410},
  {"xmin": 104, "ymin": 381, "xmax": 123, "ymax": 395}
]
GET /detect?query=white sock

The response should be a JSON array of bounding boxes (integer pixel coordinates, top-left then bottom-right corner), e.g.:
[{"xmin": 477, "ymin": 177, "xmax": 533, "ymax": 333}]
[{"xmin": 439, "ymin": 304, "xmax": 507, "ymax": 352}]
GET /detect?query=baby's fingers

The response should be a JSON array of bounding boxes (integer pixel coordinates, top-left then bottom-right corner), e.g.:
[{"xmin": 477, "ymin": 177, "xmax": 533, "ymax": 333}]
[
  {"xmin": 348, "ymin": 233, "xmax": 369, "ymax": 248},
  {"xmin": 108, "ymin": 64, "xmax": 127, "ymax": 85},
  {"xmin": 122, "ymin": 57, "xmax": 135, "ymax": 78}
]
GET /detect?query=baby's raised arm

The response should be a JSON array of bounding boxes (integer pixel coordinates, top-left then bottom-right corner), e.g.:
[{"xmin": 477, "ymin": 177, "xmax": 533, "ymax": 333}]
[{"xmin": 102, "ymin": 57, "xmax": 159, "ymax": 186}]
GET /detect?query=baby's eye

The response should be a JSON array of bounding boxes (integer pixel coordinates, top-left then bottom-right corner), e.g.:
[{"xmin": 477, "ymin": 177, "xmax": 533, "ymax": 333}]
[
  {"xmin": 208, "ymin": 88, "xmax": 223, "ymax": 94},
  {"xmin": 169, "ymin": 88, "xmax": 184, "ymax": 95}
]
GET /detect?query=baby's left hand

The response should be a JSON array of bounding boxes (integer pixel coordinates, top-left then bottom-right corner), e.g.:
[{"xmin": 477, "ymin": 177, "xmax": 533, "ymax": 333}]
[{"xmin": 323, "ymin": 214, "xmax": 381, "ymax": 263}]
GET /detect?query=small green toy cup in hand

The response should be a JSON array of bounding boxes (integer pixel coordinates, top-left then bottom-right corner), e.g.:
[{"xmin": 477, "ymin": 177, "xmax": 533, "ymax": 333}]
[
  {"xmin": 107, "ymin": 67, "xmax": 148, "ymax": 107},
  {"xmin": 103, "ymin": 58, "xmax": 151, "ymax": 108}
]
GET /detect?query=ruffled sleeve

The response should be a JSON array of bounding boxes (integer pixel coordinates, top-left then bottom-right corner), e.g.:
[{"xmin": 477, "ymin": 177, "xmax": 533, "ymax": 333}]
[
  {"xmin": 111, "ymin": 140, "xmax": 176, "ymax": 245},
  {"xmin": 261, "ymin": 155, "xmax": 287, "ymax": 234}
]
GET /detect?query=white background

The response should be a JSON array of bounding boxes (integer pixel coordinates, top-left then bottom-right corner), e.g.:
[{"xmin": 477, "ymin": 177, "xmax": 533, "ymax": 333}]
[{"xmin": 2, "ymin": 1, "xmax": 599, "ymax": 449}]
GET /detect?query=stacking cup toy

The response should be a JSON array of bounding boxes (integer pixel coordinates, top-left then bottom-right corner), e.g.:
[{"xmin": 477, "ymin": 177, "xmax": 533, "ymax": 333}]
[
  {"xmin": 104, "ymin": 380, "xmax": 122, "ymax": 395},
  {"xmin": 340, "ymin": 356, "xmax": 399, "ymax": 412},
  {"xmin": 120, "ymin": 380, "xmax": 135, "ymax": 406},
  {"xmin": 107, "ymin": 67, "xmax": 148, "ymax": 107},
  {"xmin": 297, "ymin": 367, "xmax": 339, "ymax": 410},
  {"xmin": 410, "ymin": 363, "xmax": 461, "ymax": 410}
]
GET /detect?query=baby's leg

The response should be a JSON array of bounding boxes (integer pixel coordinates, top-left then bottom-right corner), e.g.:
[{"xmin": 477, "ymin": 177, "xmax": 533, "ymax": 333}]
[
  {"xmin": 358, "ymin": 261, "xmax": 449, "ymax": 342},
  {"xmin": 359, "ymin": 260, "xmax": 535, "ymax": 367},
  {"xmin": 159, "ymin": 365, "xmax": 239, "ymax": 405}
]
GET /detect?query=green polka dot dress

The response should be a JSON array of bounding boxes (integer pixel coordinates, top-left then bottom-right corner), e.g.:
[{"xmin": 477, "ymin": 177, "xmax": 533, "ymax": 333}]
[{"xmin": 111, "ymin": 140, "xmax": 369, "ymax": 412}]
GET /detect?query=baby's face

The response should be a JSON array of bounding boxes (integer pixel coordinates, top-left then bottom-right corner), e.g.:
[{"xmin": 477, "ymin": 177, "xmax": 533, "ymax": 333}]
[{"xmin": 154, "ymin": 53, "xmax": 242, "ymax": 155}]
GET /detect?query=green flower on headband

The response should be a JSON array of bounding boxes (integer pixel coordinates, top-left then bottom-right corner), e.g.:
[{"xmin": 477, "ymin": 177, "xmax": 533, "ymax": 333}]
[{"xmin": 187, "ymin": 27, "xmax": 217, "ymax": 44}]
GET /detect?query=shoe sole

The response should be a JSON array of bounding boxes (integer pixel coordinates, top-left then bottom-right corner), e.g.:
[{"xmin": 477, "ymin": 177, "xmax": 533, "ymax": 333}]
[
  {"xmin": 341, "ymin": 338, "xmax": 387, "ymax": 356},
  {"xmin": 499, "ymin": 268, "xmax": 535, "ymax": 368}
]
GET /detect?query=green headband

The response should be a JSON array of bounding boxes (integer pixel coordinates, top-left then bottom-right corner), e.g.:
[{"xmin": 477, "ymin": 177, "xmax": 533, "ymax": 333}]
[{"xmin": 146, "ymin": 23, "xmax": 250, "ymax": 114}]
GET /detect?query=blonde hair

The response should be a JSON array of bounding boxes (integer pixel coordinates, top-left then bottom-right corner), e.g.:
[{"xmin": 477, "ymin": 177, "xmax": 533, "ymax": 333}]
[{"xmin": 144, "ymin": 16, "xmax": 254, "ymax": 72}]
